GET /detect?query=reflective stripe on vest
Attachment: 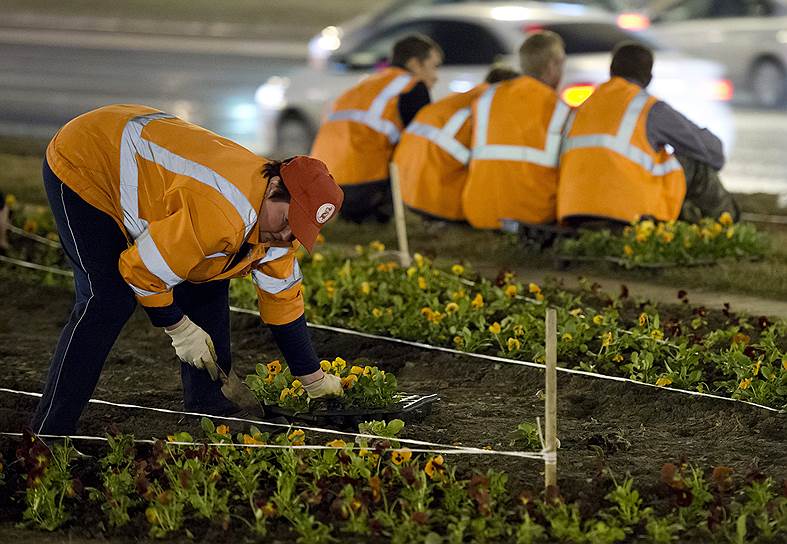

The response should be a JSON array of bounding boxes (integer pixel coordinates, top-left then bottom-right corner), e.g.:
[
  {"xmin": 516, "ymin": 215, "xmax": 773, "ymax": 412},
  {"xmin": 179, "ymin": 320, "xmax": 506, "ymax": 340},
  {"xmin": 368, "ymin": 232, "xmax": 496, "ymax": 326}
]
[
  {"xmin": 405, "ymin": 107, "xmax": 472, "ymax": 165},
  {"xmin": 472, "ymin": 86, "xmax": 570, "ymax": 168},
  {"xmin": 119, "ymin": 112, "xmax": 261, "ymax": 295},
  {"xmin": 326, "ymin": 74, "xmax": 413, "ymax": 144},
  {"xmin": 561, "ymin": 90, "xmax": 682, "ymax": 176},
  {"xmin": 251, "ymin": 246, "xmax": 303, "ymax": 294}
]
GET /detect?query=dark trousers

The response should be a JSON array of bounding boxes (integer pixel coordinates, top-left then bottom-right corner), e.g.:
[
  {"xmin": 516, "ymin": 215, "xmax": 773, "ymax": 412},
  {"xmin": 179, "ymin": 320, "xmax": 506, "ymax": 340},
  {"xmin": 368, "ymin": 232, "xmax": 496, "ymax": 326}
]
[
  {"xmin": 339, "ymin": 180, "xmax": 393, "ymax": 224},
  {"xmin": 678, "ymin": 155, "xmax": 740, "ymax": 222},
  {"xmin": 31, "ymin": 161, "xmax": 235, "ymax": 436}
]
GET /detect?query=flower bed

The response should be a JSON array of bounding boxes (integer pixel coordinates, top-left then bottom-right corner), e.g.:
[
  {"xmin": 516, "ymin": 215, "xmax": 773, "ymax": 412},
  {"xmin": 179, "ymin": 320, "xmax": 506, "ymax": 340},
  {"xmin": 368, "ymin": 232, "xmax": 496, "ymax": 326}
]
[
  {"xmin": 558, "ymin": 215, "xmax": 768, "ymax": 268},
  {"xmin": 231, "ymin": 244, "xmax": 787, "ymax": 410},
  {"xmin": 245, "ymin": 357, "xmax": 398, "ymax": 413},
  {"xmin": 3, "ymin": 425, "xmax": 786, "ymax": 542}
]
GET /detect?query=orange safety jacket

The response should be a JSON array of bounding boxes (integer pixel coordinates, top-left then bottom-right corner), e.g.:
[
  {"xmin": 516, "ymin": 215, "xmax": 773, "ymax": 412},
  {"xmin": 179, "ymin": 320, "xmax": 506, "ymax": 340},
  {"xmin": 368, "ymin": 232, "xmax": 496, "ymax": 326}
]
[
  {"xmin": 46, "ymin": 104, "xmax": 304, "ymax": 325},
  {"xmin": 558, "ymin": 77, "xmax": 686, "ymax": 223},
  {"xmin": 393, "ymin": 84, "xmax": 487, "ymax": 221},
  {"xmin": 311, "ymin": 67, "xmax": 419, "ymax": 186},
  {"xmin": 462, "ymin": 76, "xmax": 570, "ymax": 229}
]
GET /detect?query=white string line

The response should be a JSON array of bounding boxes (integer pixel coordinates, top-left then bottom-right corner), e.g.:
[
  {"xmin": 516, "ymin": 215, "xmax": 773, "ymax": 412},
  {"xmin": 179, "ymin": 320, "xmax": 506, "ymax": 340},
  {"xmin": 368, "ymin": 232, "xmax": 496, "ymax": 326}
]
[
  {"xmin": 0, "ymin": 254, "xmax": 73, "ymax": 276},
  {"xmin": 8, "ymin": 224, "xmax": 62, "ymax": 247},
  {"xmin": 0, "ymin": 432, "xmax": 544, "ymax": 459},
  {"xmin": 1, "ymin": 254, "xmax": 780, "ymax": 414},
  {"xmin": 0, "ymin": 388, "xmax": 542, "ymax": 459}
]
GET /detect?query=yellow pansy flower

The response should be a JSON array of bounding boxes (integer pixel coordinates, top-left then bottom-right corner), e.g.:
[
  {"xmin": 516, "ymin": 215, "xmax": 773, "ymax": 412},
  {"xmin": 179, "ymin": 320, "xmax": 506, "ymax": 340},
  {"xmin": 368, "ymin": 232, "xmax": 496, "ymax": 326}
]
[
  {"xmin": 601, "ymin": 331, "xmax": 613, "ymax": 347},
  {"xmin": 417, "ymin": 276, "xmax": 427, "ymax": 290},
  {"xmin": 453, "ymin": 336, "xmax": 463, "ymax": 347},
  {"xmin": 406, "ymin": 267, "xmax": 417, "ymax": 278},
  {"xmin": 445, "ymin": 302, "xmax": 459, "ymax": 314},
  {"xmin": 655, "ymin": 376, "xmax": 672, "ymax": 387},
  {"xmin": 350, "ymin": 366, "xmax": 364, "ymax": 375},
  {"xmin": 507, "ymin": 338, "xmax": 521, "ymax": 351},
  {"xmin": 726, "ymin": 226, "xmax": 735, "ymax": 239},
  {"xmin": 451, "ymin": 264, "xmax": 465, "ymax": 275},
  {"xmin": 624, "ymin": 244, "xmax": 634, "ymax": 257},
  {"xmin": 562, "ymin": 333, "xmax": 573, "ymax": 342},
  {"xmin": 592, "ymin": 315, "xmax": 604, "ymax": 325},
  {"xmin": 267, "ymin": 360, "xmax": 282, "ymax": 375},
  {"xmin": 288, "ymin": 430, "xmax": 305, "ymax": 446},
  {"xmin": 451, "ymin": 288, "xmax": 467, "ymax": 301},
  {"xmin": 360, "ymin": 282, "xmax": 371, "ymax": 295},
  {"xmin": 471, "ymin": 293, "xmax": 484, "ymax": 309},
  {"xmin": 291, "ymin": 379, "xmax": 302, "ymax": 389},
  {"xmin": 638, "ymin": 313, "xmax": 648, "ymax": 327},
  {"xmin": 752, "ymin": 359, "xmax": 761, "ymax": 376},
  {"xmin": 424, "ymin": 455, "xmax": 445, "ymax": 479},
  {"xmin": 660, "ymin": 232, "xmax": 675, "ymax": 244},
  {"xmin": 612, "ymin": 354, "xmax": 624, "ymax": 363},
  {"xmin": 279, "ymin": 388, "xmax": 292, "ymax": 401},
  {"xmin": 504, "ymin": 284, "xmax": 518, "ymax": 298},
  {"xmin": 719, "ymin": 211, "xmax": 733, "ymax": 226},
  {"xmin": 320, "ymin": 360, "xmax": 332, "ymax": 371},
  {"xmin": 341, "ymin": 375, "xmax": 358, "ymax": 389},
  {"xmin": 332, "ymin": 357, "xmax": 347, "ymax": 370},
  {"xmin": 535, "ymin": 293, "xmax": 545, "ymax": 302},
  {"xmin": 414, "ymin": 253, "xmax": 425, "ymax": 267},
  {"xmin": 391, "ymin": 448, "xmax": 413, "ymax": 465},
  {"xmin": 739, "ymin": 378, "xmax": 752, "ymax": 390},
  {"xmin": 369, "ymin": 240, "xmax": 385, "ymax": 252},
  {"xmin": 513, "ymin": 325, "xmax": 525, "ymax": 337},
  {"xmin": 326, "ymin": 439, "xmax": 346, "ymax": 448},
  {"xmin": 216, "ymin": 425, "xmax": 231, "ymax": 436},
  {"xmin": 528, "ymin": 282, "xmax": 541, "ymax": 294},
  {"xmin": 488, "ymin": 322, "xmax": 502, "ymax": 335},
  {"xmin": 4, "ymin": 194, "xmax": 16, "ymax": 208},
  {"xmin": 312, "ymin": 253, "xmax": 324, "ymax": 262},
  {"xmin": 569, "ymin": 308, "xmax": 583, "ymax": 317},
  {"xmin": 372, "ymin": 308, "xmax": 383, "ymax": 318},
  {"xmin": 420, "ymin": 307, "xmax": 434, "ymax": 319},
  {"xmin": 650, "ymin": 329, "xmax": 664, "ymax": 341}
]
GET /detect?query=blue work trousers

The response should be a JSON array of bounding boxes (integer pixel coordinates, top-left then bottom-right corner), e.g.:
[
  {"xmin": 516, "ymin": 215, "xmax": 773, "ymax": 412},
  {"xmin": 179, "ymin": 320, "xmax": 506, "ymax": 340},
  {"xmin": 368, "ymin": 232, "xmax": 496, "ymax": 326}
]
[{"xmin": 30, "ymin": 160, "xmax": 236, "ymax": 435}]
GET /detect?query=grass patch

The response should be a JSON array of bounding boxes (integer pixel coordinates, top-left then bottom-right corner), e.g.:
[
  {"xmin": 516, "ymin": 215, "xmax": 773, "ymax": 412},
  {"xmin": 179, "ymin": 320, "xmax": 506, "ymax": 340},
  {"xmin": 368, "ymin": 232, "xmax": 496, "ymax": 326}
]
[
  {"xmin": 5, "ymin": 0, "xmax": 378, "ymax": 39},
  {"xmin": 2, "ymin": 141, "xmax": 785, "ymax": 300}
]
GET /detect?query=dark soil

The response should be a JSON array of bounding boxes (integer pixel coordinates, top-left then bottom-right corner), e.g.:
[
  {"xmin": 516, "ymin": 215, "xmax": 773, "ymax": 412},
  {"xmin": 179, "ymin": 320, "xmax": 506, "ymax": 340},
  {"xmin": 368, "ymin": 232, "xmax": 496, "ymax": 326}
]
[{"xmin": 1, "ymin": 274, "xmax": 785, "ymax": 542}]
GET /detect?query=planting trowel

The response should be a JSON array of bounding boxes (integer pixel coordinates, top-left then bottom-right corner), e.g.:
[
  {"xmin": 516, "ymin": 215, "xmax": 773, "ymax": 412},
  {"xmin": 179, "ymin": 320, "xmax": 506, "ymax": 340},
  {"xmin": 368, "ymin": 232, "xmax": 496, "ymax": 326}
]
[{"xmin": 217, "ymin": 367, "xmax": 267, "ymax": 420}]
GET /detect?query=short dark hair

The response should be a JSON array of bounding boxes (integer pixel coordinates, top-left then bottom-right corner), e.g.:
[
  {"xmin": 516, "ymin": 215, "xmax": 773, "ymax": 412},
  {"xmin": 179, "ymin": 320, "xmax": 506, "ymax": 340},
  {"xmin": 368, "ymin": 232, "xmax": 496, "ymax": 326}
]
[
  {"xmin": 391, "ymin": 34, "xmax": 443, "ymax": 68},
  {"xmin": 610, "ymin": 42, "xmax": 653, "ymax": 87},
  {"xmin": 262, "ymin": 159, "xmax": 292, "ymax": 202},
  {"xmin": 484, "ymin": 65, "xmax": 519, "ymax": 84}
]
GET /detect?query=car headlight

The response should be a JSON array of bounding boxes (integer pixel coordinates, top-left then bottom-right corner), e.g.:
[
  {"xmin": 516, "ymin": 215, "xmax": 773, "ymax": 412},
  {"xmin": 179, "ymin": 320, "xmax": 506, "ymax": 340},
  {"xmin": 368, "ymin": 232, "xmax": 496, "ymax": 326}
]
[
  {"xmin": 255, "ymin": 77, "xmax": 290, "ymax": 110},
  {"xmin": 309, "ymin": 26, "xmax": 342, "ymax": 60}
]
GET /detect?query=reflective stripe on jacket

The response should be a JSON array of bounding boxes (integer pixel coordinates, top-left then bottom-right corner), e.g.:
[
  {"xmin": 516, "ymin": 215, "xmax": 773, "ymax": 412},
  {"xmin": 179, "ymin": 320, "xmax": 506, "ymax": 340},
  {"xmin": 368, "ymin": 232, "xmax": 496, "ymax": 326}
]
[
  {"xmin": 393, "ymin": 84, "xmax": 487, "ymax": 221},
  {"xmin": 462, "ymin": 76, "xmax": 569, "ymax": 228},
  {"xmin": 46, "ymin": 104, "xmax": 304, "ymax": 325},
  {"xmin": 310, "ymin": 67, "xmax": 418, "ymax": 186},
  {"xmin": 558, "ymin": 77, "xmax": 686, "ymax": 223}
]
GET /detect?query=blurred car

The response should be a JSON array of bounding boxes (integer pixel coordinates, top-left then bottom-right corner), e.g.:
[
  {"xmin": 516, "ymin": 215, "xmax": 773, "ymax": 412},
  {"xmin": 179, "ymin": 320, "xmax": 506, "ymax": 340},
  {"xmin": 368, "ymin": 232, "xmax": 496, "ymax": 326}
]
[
  {"xmin": 308, "ymin": 0, "xmax": 649, "ymax": 69},
  {"xmin": 648, "ymin": 0, "xmax": 787, "ymax": 108},
  {"xmin": 255, "ymin": 2, "xmax": 734, "ymax": 158}
]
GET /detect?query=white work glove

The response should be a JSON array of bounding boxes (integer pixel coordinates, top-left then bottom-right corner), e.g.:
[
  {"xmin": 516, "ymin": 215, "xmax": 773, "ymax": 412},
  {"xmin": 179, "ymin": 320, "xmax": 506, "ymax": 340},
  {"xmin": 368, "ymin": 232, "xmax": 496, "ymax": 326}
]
[
  {"xmin": 303, "ymin": 373, "xmax": 344, "ymax": 399},
  {"xmin": 164, "ymin": 317, "xmax": 219, "ymax": 381}
]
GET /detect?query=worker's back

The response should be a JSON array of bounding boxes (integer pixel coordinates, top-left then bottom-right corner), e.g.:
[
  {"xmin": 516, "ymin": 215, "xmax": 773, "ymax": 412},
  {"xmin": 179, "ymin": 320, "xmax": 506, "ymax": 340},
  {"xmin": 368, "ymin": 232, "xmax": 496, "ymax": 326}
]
[
  {"xmin": 462, "ymin": 76, "xmax": 568, "ymax": 229},
  {"xmin": 311, "ymin": 67, "xmax": 419, "ymax": 187},
  {"xmin": 558, "ymin": 77, "xmax": 685, "ymax": 224},
  {"xmin": 393, "ymin": 84, "xmax": 486, "ymax": 221}
]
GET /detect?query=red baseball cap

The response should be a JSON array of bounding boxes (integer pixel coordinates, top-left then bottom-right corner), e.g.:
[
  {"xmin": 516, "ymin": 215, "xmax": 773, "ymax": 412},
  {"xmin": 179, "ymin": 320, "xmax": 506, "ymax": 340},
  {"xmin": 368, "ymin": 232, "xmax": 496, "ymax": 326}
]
[{"xmin": 279, "ymin": 156, "xmax": 344, "ymax": 253}]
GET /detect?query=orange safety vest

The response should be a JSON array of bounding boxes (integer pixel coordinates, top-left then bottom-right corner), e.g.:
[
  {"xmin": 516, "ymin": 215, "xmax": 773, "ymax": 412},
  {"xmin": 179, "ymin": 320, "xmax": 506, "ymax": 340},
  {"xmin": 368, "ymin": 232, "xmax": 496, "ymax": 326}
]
[
  {"xmin": 46, "ymin": 104, "xmax": 304, "ymax": 325},
  {"xmin": 462, "ymin": 76, "xmax": 570, "ymax": 229},
  {"xmin": 311, "ymin": 67, "xmax": 419, "ymax": 186},
  {"xmin": 558, "ymin": 77, "xmax": 686, "ymax": 223},
  {"xmin": 393, "ymin": 84, "xmax": 487, "ymax": 221}
]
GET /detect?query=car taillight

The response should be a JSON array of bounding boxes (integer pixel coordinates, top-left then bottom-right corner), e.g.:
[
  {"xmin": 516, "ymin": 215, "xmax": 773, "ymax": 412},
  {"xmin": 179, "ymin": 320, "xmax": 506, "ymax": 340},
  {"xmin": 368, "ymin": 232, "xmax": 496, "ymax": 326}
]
[
  {"xmin": 616, "ymin": 13, "xmax": 650, "ymax": 31},
  {"xmin": 710, "ymin": 79, "xmax": 734, "ymax": 101},
  {"xmin": 562, "ymin": 84, "xmax": 595, "ymax": 107}
]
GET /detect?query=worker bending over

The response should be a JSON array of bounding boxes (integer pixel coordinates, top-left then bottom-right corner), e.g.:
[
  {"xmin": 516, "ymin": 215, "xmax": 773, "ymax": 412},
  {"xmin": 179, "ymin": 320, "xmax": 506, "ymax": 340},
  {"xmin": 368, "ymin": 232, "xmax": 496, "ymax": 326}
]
[
  {"xmin": 558, "ymin": 42, "xmax": 739, "ymax": 227},
  {"xmin": 394, "ymin": 65, "xmax": 518, "ymax": 223},
  {"xmin": 31, "ymin": 105, "xmax": 344, "ymax": 436},
  {"xmin": 311, "ymin": 34, "xmax": 443, "ymax": 224},
  {"xmin": 462, "ymin": 31, "xmax": 569, "ymax": 229}
]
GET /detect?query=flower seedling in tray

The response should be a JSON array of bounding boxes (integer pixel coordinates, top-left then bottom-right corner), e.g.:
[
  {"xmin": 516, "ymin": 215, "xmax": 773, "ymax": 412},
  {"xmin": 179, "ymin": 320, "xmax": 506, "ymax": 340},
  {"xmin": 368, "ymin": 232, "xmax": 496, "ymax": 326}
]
[{"xmin": 245, "ymin": 357, "xmax": 439, "ymax": 425}]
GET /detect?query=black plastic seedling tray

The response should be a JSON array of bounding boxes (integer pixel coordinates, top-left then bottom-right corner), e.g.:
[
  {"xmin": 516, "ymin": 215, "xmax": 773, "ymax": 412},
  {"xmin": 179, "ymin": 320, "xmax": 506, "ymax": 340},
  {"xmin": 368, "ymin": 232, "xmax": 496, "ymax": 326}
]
[{"xmin": 265, "ymin": 393, "xmax": 440, "ymax": 428}]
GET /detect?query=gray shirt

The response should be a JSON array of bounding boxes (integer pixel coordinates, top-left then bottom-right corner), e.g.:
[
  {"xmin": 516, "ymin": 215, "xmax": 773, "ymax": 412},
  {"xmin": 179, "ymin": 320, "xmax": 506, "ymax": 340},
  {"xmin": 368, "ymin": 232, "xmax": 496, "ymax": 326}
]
[{"xmin": 646, "ymin": 100, "xmax": 725, "ymax": 171}]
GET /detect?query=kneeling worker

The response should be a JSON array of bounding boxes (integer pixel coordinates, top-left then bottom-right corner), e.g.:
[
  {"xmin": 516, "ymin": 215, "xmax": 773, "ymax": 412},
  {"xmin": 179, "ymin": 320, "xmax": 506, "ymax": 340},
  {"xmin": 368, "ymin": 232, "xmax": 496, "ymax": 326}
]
[
  {"xmin": 558, "ymin": 42, "xmax": 738, "ymax": 226},
  {"xmin": 311, "ymin": 34, "xmax": 443, "ymax": 223},
  {"xmin": 462, "ymin": 31, "xmax": 570, "ymax": 229},
  {"xmin": 393, "ymin": 65, "xmax": 519, "ymax": 222},
  {"xmin": 31, "ymin": 104, "xmax": 344, "ymax": 436}
]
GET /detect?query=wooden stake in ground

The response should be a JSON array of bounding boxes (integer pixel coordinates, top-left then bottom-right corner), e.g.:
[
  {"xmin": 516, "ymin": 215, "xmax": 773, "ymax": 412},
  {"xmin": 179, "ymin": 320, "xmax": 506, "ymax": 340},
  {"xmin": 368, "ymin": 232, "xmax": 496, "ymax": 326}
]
[
  {"xmin": 545, "ymin": 308, "xmax": 558, "ymax": 489},
  {"xmin": 388, "ymin": 162, "xmax": 412, "ymax": 267}
]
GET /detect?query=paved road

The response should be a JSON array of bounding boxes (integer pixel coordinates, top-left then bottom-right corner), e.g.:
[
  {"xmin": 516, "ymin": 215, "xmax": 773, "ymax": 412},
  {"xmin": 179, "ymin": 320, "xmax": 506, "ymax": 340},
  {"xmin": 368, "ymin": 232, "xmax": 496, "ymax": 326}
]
[{"xmin": 0, "ymin": 30, "xmax": 785, "ymax": 196}]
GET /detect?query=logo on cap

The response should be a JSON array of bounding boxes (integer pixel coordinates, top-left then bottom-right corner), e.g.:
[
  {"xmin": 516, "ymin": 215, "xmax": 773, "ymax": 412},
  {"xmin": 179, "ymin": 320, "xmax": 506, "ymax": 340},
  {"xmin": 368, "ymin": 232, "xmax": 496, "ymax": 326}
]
[{"xmin": 316, "ymin": 203, "xmax": 336, "ymax": 224}]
